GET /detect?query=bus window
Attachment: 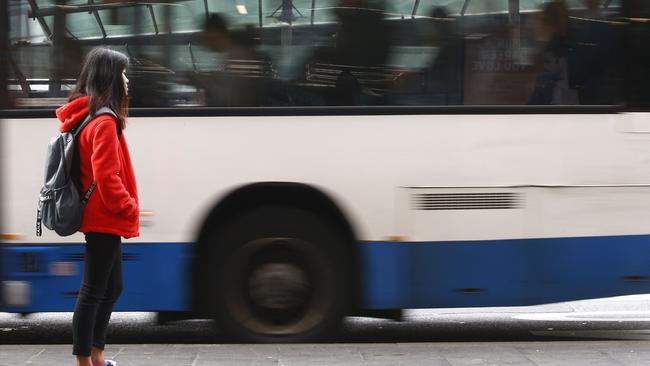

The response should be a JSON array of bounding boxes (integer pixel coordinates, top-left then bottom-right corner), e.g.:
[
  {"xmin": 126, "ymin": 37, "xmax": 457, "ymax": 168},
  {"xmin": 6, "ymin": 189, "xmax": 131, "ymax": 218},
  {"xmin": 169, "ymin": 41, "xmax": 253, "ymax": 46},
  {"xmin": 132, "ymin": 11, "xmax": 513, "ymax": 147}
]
[{"xmin": 2, "ymin": 0, "xmax": 647, "ymax": 109}]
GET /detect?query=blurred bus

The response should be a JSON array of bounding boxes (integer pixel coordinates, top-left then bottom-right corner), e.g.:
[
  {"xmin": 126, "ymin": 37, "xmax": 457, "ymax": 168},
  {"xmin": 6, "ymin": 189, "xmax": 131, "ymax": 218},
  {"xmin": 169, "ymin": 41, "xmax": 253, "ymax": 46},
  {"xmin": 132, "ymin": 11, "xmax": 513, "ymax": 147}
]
[{"xmin": 1, "ymin": 0, "xmax": 649, "ymax": 342}]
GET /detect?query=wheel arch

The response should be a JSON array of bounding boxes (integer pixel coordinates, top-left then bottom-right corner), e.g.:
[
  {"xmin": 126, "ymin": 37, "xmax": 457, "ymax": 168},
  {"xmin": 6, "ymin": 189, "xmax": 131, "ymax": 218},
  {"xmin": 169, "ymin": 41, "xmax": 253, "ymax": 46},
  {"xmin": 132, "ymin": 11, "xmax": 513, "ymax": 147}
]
[{"xmin": 193, "ymin": 182, "xmax": 361, "ymax": 314}]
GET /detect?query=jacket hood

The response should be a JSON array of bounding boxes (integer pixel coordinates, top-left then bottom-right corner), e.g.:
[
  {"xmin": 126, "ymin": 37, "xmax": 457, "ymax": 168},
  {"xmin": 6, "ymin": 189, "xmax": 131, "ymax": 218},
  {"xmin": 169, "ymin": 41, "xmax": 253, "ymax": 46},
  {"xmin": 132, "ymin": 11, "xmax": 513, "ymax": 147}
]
[{"xmin": 56, "ymin": 96, "xmax": 91, "ymax": 133}]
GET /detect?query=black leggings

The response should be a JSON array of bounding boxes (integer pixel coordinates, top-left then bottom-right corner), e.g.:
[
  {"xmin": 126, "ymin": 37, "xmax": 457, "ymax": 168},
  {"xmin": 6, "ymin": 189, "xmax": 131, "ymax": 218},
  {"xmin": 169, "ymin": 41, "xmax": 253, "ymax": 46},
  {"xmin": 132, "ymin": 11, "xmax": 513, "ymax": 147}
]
[{"xmin": 72, "ymin": 232, "xmax": 123, "ymax": 357}]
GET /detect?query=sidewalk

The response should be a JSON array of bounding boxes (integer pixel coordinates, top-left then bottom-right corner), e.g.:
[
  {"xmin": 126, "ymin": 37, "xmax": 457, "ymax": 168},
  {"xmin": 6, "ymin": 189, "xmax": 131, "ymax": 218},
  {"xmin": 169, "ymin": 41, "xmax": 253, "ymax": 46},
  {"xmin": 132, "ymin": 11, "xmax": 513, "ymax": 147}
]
[
  {"xmin": 2, "ymin": 341, "xmax": 650, "ymax": 366},
  {"xmin": 1, "ymin": 295, "xmax": 649, "ymax": 366}
]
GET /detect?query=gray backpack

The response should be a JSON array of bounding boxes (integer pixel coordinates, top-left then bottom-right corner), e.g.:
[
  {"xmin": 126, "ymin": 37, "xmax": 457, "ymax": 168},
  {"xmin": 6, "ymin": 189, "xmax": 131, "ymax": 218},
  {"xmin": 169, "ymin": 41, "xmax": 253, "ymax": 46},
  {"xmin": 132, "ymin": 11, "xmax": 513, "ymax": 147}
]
[{"xmin": 36, "ymin": 107, "xmax": 117, "ymax": 237}]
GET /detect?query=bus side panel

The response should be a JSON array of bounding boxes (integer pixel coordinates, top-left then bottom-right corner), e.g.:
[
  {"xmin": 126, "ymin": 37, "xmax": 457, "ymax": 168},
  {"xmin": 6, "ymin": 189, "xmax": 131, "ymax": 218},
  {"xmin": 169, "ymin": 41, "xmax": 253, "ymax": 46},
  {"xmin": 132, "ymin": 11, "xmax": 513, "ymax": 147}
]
[
  {"xmin": 0, "ymin": 243, "xmax": 192, "ymax": 313},
  {"xmin": 360, "ymin": 235, "xmax": 650, "ymax": 309}
]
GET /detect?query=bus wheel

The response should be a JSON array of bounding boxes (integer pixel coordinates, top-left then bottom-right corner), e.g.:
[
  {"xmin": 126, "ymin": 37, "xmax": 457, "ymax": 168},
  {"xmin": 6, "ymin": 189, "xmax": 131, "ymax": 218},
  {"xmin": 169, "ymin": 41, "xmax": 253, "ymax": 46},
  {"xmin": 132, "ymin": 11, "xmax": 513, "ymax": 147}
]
[{"xmin": 205, "ymin": 206, "xmax": 351, "ymax": 342}]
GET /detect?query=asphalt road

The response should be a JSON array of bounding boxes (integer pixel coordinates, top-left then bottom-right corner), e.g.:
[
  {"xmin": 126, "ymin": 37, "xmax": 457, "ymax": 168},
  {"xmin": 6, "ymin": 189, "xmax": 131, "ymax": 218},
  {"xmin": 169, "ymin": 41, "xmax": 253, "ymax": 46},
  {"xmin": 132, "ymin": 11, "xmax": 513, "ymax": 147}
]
[{"xmin": 1, "ymin": 295, "xmax": 650, "ymax": 365}]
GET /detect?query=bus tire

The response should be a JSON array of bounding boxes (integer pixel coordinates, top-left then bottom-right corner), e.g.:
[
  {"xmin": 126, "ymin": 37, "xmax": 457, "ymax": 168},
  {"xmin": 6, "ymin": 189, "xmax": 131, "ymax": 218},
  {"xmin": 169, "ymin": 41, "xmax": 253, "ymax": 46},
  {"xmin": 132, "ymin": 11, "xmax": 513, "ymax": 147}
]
[{"xmin": 204, "ymin": 205, "xmax": 352, "ymax": 342}]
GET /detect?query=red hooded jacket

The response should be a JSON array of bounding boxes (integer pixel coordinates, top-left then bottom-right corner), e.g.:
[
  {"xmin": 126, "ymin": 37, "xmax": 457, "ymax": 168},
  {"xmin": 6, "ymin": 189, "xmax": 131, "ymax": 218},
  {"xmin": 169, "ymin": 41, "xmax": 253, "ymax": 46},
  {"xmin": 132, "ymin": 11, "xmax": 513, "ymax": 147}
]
[{"xmin": 56, "ymin": 96, "xmax": 139, "ymax": 238}]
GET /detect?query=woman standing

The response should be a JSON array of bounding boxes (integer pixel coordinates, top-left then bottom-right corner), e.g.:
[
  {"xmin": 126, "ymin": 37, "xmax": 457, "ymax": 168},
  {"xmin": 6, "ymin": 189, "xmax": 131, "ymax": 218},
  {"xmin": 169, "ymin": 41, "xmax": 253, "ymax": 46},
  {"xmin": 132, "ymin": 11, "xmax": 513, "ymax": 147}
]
[{"xmin": 56, "ymin": 47, "xmax": 139, "ymax": 366}]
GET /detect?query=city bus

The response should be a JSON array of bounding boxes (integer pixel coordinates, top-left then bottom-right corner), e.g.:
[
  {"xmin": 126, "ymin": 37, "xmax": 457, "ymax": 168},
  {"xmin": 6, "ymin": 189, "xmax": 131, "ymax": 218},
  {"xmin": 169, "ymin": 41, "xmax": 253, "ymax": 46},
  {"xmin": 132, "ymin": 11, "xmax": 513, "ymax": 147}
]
[{"xmin": 1, "ymin": 0, "xmax": 649, "ymax": 342}]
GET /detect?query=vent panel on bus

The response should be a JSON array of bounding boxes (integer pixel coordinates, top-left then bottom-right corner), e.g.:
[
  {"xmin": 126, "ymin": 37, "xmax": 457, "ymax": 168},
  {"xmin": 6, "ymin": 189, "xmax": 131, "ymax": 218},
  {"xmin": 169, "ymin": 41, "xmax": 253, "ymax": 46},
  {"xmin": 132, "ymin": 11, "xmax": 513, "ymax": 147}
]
[{"xmin": 411, "ymin": 192, "xmax": 523, "ymax": 210}]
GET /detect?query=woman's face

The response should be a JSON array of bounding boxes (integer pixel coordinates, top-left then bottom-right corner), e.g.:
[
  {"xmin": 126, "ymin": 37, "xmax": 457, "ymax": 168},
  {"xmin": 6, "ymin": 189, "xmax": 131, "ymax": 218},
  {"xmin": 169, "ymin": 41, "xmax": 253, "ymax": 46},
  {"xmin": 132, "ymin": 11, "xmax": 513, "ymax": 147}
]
[{"xmin": 122, "ymin": 69, "xmax": 129, "ymax": 95}]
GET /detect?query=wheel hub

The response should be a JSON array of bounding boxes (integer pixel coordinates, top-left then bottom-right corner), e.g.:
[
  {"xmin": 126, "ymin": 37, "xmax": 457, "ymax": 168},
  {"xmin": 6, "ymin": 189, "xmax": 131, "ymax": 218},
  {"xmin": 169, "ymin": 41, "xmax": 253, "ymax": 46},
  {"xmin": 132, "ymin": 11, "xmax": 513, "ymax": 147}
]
[{"xmin": 248, "ymin": 262, "xmax": 310, "ymax": 310}]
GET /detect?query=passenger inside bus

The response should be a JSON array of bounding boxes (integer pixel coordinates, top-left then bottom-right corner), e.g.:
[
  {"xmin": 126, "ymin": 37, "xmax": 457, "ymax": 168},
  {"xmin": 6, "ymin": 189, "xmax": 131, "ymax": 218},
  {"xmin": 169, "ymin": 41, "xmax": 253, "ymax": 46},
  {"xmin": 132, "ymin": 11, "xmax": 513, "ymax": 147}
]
[
  {"xmin": 301, "ymin": 0, "xmax": 393, "ymax": 105},
  {"xmin": 569, "ymin": 0, "xmax": 624, "ymax": 105},
  {"xmin": 623, "ymin": 0, "xmax": 650, "ymax": 107},
  {"xmin": 196, "ymin": 13, "xmax": 275, "ymax": 107},
  {"xmin": 528, "ymin": 0, "xmax": 578, "ymax": 105},
  {"xmin": 421, "ymin": 6, "xmax": 463, "ymax": 105}
]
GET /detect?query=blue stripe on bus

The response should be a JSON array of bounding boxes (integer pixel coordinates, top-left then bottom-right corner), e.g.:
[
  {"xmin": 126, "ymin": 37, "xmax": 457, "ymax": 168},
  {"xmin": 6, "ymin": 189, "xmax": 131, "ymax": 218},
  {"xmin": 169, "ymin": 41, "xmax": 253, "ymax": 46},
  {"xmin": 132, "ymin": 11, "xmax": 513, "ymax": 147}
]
[
  {"xmin": 0, "ymin": 243, "xmax": 193, "ymax": 313},
  {"xmin": 359, "ymin": 234, "xmax": 650, "ymax": 309},
  {"xmin": 2, "ymin": 235, "xmax": 650, "ymax": 312}
]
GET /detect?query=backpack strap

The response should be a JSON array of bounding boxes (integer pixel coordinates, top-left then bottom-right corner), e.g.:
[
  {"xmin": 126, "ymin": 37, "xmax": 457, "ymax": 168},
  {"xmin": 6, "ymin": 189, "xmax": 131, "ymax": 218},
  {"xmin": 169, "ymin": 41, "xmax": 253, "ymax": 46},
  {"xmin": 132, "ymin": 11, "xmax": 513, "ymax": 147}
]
[
  {"xmin": 36, "ymin": 201, "xmax": 43, "ymax": 237},
  {"xmin": 72, "ymin": 107, "xmax": 118, "ymax": 138},
  {"xmin": 71, "ymin": 113, "xmax": 94, "ymax": 138},
  {"xmin": 71, "ymin": 107, "xmax": 117, "ymax": 138},
  {"xmin": 81, "ymin": 182, "xmax": 97, "ymax": 207}
]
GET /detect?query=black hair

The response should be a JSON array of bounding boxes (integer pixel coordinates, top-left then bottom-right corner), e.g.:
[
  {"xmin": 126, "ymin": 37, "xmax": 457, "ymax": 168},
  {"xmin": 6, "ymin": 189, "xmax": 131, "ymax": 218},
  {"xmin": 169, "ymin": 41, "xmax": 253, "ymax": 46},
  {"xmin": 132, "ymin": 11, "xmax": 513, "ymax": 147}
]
[
  {"xmin": 69, "ymin": 47, "xmax": 129, "ymax": 130},
  {"xmin": 205, "ymin": 13, "xmax": 228, "ymax": 34}
]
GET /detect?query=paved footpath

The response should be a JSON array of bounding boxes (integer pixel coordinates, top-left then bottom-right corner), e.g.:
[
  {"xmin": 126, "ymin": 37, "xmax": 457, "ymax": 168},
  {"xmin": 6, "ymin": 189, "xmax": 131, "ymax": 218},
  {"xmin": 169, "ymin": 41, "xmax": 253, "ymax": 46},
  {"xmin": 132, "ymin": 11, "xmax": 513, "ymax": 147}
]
[
  {"xmin": 2, "ymin": 295, "xmax": 650, "ymax": 365},
  {"xmin": 1, "ymin": 341, "xmax": 650, "ymax": 366}
]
